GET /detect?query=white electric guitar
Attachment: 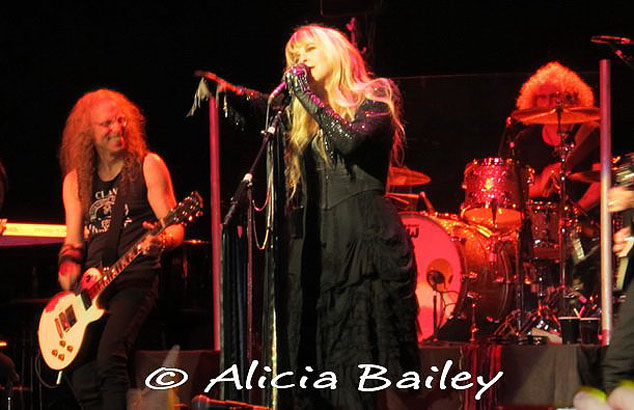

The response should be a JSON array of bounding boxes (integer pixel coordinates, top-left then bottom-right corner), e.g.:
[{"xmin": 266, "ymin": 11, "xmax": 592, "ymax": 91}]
[{"xmin": 38, "ymin": 192, "xmax": 203, "ymax": 371}]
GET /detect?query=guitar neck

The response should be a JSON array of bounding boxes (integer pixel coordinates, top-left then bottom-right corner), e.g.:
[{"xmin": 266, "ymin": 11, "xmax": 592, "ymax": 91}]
[
  {"xmin": 82, "ymin": 191, "xmax": 203, "ymax": 300},
  {"xmin": 86, "ymin": 223, "xmax": 165, "ymax": 299}
]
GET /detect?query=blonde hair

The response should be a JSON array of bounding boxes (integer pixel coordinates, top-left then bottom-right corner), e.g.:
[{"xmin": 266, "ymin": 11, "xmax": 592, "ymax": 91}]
[
  {"xmin": 516, "ymin": 61, "xmax": 595, "ymax": 109},
  {"xmin": 60, "ymin": 89, "xmax": 148, "ymax": 214},
  {"xmin": 284, "ymin": 24, "xmax": 404, "ymax": 196}
]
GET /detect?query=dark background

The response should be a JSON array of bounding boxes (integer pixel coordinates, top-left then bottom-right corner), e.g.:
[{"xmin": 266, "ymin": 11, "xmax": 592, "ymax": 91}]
[
  {"xmin": 1, "ymin": 1, "xmax": 633, "ymax": 236},
  {"xmin": 0, "ymin": 2, "xmax": 632, "ymax": 407}
]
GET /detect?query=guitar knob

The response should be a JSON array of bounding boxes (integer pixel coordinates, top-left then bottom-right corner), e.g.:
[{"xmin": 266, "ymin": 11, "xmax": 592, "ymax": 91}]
[
  {"xmin": 59, "ymin": 354, "xmax": 65, "ymax": 360},
  {"xmin": 60, "ymin": 340, "xmax": 66, "ymax": 347},
  {"xmin": 67, "ymin": 345, "xmax": 73, "ymax": 352},
  {"xmin": 52, "ymin": 349, "xmax": 58, "ymax": 357}
]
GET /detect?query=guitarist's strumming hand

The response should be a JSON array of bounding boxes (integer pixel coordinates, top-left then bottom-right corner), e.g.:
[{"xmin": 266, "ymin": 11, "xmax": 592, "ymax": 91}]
[
  {"xmin": 58, "ymin": 260, "xmax": 81, "ymax": 291},
  {"xmin": 57, "ymin": 242, "xmax": 84, "ymax": 291}
]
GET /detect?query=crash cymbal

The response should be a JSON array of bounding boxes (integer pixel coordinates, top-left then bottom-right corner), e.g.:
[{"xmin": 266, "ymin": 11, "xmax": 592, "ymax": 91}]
[
  {"xmin": 388, "ymin": 166, "xmax": 431, "ymax": 186},
  {"xmin": 511, "ymin": 106, "xmax": 600, "ymax": 125},
  {"xmin": 568, "ymin": 170, "xmax": 600, "ymax": 183}
]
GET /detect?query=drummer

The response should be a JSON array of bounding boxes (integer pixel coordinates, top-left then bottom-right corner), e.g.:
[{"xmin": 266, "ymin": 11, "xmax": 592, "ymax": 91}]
[{"xmin": 507, "ymin": 61, "xmax": 600, "ymax": 212}]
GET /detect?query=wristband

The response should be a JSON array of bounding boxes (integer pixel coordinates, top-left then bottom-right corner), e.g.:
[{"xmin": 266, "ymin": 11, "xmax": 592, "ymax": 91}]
[{"xmin": 58, "ymin": 243, "xmax": 85, "ymax": 266}]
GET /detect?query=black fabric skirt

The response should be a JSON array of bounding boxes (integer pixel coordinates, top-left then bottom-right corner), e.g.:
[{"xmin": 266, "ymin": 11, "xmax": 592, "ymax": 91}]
[{"xmin": 291, "ymin": 191, "xmax": 420, "ymax": 410}]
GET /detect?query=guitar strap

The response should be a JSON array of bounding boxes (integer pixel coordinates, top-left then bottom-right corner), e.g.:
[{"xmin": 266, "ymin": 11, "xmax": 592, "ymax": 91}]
[{"xmin": 101, "ymin": 174, "xmax": 130, "ymax": 267}]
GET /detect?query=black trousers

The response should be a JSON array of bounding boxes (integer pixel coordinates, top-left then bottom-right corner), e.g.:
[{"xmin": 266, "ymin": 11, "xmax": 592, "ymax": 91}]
[
  {"xmin": 70, "ymin": 277, "xmax": 158, "ymax": 410},
  {"xmin": 603, "ymin": 275, "xmax": 634, "ymax": 392}
]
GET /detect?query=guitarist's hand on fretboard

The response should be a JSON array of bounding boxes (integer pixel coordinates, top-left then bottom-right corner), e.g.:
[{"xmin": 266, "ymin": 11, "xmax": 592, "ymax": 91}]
[
  {"xmin": 609, "ymin": 186, "xmax": 634, "ymax": 213},
  {"xmin": 614, "ymin": 226, "xmax": 632, "ymax": 254}
]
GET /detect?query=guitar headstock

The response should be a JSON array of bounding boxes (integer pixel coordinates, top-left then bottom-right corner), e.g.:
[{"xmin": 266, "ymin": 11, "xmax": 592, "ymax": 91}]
[{"xmin": 164, "ymin": 192, "xmax": 204, "ymax": 227}]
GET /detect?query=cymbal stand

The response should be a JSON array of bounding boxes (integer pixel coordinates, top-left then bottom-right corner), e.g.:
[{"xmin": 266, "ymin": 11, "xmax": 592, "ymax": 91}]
[
  {"xmin": 509, "ymin": 135, "xmax": 533, "ymax": 338},
  {"xmin": 553, "ymin": 106, "xmax": 577, "ymax": 316}
]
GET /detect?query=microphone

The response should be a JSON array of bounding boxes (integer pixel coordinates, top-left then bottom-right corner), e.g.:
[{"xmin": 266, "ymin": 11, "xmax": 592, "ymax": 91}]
[
  {"xmin": 267, "ymin": 80, "xmax": 287, "ymax": 104},
  {"xmin": 591, "ymin": 35, "xmax": 633, "ymax": 46},
  {"xmin": 426, "ymin": 270, "xmax": 445, "ymax": 292}
]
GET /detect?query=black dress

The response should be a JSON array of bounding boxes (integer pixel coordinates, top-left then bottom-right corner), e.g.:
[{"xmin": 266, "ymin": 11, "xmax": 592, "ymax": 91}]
[{"xmin": 284, "ymin": 99, "xmax": 420, "ymax": 410}]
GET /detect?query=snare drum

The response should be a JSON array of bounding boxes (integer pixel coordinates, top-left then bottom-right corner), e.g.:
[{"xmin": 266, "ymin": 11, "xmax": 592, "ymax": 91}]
[
  {"xmin": 400, "ymin": 212, "xmax": 512, "ymax": 342},
  {"xmin": 462, "ymin": 157, "xmax": 533, "ymax": 231}
]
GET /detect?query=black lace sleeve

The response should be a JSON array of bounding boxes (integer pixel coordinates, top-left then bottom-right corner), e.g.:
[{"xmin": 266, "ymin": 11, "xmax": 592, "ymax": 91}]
[
  {"xmin": 221, "ymin": 86, "xmax": 270, "ymax": 130},
  {"xmin": 316, "ymin": 100, "xmax": 392, "ymax": 158},
  {"xmin": 285, "ymin": 65, "xmax": 394, "ymax": 159}
]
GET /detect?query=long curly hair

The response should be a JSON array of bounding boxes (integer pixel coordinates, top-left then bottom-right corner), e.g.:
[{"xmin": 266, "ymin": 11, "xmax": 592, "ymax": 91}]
[
  {"xmin": 516, "ymin": 61, "xmax": 595, "ymax": 109},
  {"xmin": 284, "ymin": 24, "xmax": 405, "ymax": 197},
  {"xmin": 59, "ymin": 89, "xmax": 148, "ymax": 214}
]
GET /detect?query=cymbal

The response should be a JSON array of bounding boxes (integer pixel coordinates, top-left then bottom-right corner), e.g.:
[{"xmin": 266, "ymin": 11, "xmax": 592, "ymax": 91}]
[
  {"xmin": 388, "ymin": 166, "xmax": 430, "ymax": 186},
  {"xmin": 511, "ymin": 106, "xmax": 600, "ymax": 125}
]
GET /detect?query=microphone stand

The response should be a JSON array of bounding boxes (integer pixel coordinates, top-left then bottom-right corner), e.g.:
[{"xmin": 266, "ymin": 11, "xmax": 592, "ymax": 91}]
[
  {"xmin": 221, "ymin": 103, "xmax": 287, "ymax": 405},
  {"xmin": 222, "ymin": 108, "xmax": 285, "ymax": 227}
]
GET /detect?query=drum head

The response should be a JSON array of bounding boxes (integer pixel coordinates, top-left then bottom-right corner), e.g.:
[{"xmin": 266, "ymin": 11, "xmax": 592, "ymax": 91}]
[{"xmin": 400, "ymin": 213, "xmax": 463, "ymax": 342}]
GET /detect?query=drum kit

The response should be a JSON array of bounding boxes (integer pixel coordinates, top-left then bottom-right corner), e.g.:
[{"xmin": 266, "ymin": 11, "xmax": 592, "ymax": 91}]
[{"xmin": 391, "ymin": 103, "xmax": 602, "ymax": 344}]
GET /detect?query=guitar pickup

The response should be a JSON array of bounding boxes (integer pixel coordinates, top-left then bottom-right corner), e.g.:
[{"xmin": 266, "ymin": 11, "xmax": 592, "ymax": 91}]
[
  {"xmin": 59, "ymin": 312, "xmax": 70, "ymax": 332},
  {"xmin": 54, "ymin": 318, "xmax": 64, "ymax": 338},
  {"xmin": 65, "ymin": 306, "xmax": 77, "ymax": 328}
]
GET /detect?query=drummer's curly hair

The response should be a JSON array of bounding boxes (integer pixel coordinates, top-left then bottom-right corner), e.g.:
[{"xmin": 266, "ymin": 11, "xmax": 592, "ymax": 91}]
[{"xmin": 516, "ymin": 61, "xmax": 595, "ymax": 109}]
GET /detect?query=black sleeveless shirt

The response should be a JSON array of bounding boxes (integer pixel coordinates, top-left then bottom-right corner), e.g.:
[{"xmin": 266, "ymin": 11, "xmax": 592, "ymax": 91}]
[{"xmin": 84, "ymin": 161, "xmax": 160, "ymax": 276}]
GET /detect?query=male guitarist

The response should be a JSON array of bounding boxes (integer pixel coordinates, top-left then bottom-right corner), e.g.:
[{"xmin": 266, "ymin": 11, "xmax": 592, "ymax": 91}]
[
  {"xmin": 603, "ymin": 185, "xmax": 634, "ymax": 395},
  {"xmin": 57, "ymin": 89, "xmax": 184, "ymax": 409}
]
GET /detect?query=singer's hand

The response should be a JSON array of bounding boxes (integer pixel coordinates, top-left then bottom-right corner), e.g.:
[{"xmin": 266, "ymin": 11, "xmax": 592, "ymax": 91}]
[{"xmin": 285, "ymin": 64, "xmax": 310, "ymax": 97}]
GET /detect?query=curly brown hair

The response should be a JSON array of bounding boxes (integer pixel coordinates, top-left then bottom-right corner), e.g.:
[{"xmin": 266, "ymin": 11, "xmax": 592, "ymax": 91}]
[
  {"xmin": 59, "ymin": 89, "xmax": 148, "ymax": 214},
  {"xmin": 516, "ymin": 61, "xmax": 595, "ymax": 109}
]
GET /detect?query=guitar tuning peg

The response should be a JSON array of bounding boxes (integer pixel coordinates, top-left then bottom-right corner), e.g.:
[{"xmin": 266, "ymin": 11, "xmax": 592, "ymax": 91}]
[{"xmin": 196, "ymin": 211, "xmax": 203, "ymax": 217}]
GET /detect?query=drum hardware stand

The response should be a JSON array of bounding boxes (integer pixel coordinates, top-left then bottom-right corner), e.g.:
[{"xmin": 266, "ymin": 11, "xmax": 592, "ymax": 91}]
[
  {"xmin": 509, "ymin": 136, "xmax": 535, "ymax": 339},
  {"xmin": 553, "ymin": 109, "xmax": 579, "ymax": 317},
  {"xmin": 517, "ymin": 271, "xmax": 561, "ymax": 337},
  {"xmin": 418, "ymin": 191, "xmax": 435, "ymax": 213},
  {"xmin": 427, "ymin": 271, "xmax": 445, "ymax": 343},
  {"xmin": 467, "ymin": 292, "xmax": 481, "ymax": 343}
]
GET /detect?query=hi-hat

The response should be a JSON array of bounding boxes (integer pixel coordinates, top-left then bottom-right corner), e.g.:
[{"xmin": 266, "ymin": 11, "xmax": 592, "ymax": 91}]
[
  {"xmin": 388, "ymin": 166, "xmax": 431, "ymax": 186},
  {"xmin": 511, "ymin": 106, "xmax": 600, "ymax": 125}
]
